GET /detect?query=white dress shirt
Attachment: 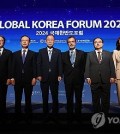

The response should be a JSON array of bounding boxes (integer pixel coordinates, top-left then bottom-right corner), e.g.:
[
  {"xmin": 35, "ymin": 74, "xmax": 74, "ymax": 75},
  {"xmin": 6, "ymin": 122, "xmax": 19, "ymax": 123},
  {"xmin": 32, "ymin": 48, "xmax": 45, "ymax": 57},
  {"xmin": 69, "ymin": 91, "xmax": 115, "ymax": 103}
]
[
  {"xmin": 21, "ymin": 48, "xmax": 28, "ymax": 56},
  {"xmin": 0, "ymin": 48, "xmax": 4, "ymax": 55}
]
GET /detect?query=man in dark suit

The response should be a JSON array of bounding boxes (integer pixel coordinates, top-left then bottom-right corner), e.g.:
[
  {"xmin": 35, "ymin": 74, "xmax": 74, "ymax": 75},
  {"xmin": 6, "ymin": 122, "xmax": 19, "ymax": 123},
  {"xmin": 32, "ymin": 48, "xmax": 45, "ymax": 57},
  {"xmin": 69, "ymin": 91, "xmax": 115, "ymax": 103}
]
[
  {"xmin": 11, "ymin": 35, "xmax": 36, "ymax": 114},
  {"xmin": 37, "ymin": 34, "xmax": 62, "ymax": 116},
  {"xmin": 85, "ymin": 37, "xmax": 115, "ymax": 114},
  {"xmin": 62, "ymin": 36, "xmax": 86, "ymax": 120},
  {"xmin": 0, "ymin": 36, "xmax": 12, "ymax": 114}
]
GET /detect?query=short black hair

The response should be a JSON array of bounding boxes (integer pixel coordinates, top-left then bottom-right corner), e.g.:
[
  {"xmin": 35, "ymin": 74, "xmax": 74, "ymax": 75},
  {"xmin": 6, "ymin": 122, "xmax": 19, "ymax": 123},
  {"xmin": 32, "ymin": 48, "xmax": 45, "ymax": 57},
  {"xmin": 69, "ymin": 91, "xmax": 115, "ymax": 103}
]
[
  {"xmin": 93, "ymin": 37, "xmax": 104, "ymax": 43},
  {"xmin": 67, "ymin": 36, "xmax": 76, "ymax": 43},
  {"xmin": 116, "ymin": 37, "xmax": 120, "ymax": 50},
  {"xmin": 20, "ymin": 35, "xmax": 31, "ymax": 42},
  {"xmin": 46, "ymin": 34, "xmax": 55, "ymax": 40},
  {"xmin": 0, "ymin": 35, "xmax": 5, "ymax": 44}
]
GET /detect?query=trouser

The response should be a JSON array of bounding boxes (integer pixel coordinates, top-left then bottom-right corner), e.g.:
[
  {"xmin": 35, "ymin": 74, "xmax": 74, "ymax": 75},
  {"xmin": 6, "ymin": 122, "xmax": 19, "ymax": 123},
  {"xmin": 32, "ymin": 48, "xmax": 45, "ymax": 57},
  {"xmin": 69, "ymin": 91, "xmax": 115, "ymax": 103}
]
[
  {"xmin": 116, "ymin": 79, "xmax": 120, "ymax": 105},
  {"xmin": 14, "ymin": 76, "xmax": 33, "ymax": 114},
  {"xmin": 41, "ymin": 81, "xmax": 59, "ymax": 115},
  {"xmin": 90, "ymin": 83, "xmax": 111, "ymax": 114},
  {"xmin": 65, "ymin": 82, "xmax": 84, "ymax": 115},
  {"xmin": 0, "ymin": 83, "xmax": 7, "ymax": 113}
]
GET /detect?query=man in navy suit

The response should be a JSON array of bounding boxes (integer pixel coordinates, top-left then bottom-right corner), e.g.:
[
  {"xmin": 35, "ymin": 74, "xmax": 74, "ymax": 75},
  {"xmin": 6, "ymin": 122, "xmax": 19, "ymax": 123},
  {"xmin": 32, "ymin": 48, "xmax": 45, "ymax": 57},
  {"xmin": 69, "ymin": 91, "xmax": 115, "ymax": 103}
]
[
  {"xmin": 62, "ymin": 36, "xmax": 86, "ymax": 121},
  {"xmin": 11, "ymin": 35, "xmax": 36, "ymax": 114},
  {"xmin": 0, "ymin": 36, "xmax": 12, "ymax": 114},
  {"xmin": 37, "ymin": 34, "xmax": 62, "ymax": 115}
]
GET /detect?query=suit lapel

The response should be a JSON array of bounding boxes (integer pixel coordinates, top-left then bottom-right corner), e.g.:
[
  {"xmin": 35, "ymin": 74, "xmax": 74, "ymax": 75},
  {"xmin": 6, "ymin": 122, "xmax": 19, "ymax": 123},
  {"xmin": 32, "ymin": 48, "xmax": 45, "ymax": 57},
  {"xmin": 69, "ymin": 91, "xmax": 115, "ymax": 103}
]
[
  {"xmin": 1, "ymin": 48, "xmax": 6, "ymax": 56},
  {"xmin": 74, "ymin": 49, "xmax": 79, "ymax": 65},
  {"xmin": 24, "ymin": 50, "xmax": 30, "ymax": 64},
  {"xmin": 51, "ymin": 48, "xmax": 57, "ymax": 62},
  {"xmin": 1, "ymin": 48, "xmax": 10, "ymax": 56},
  {"xmin": 18, "ymin": 51, "xmax": 23, "ymax": 64},
  {"xmin": 93, "ymin": 51, "xmax": 99, "ymax": 63},
  {"xmin": 15, "ymin": 50, "xmax": 23, "ymax": 65},
  {"xmin": 45, "ymin": 48, "xmax": 49, "ymax": 62},
  {"xmin": 100, "ymin": 50, "xmax": 105, "ymax": 64},
  {"xmin": 66, "ymin": 51, "xmax": 71, "ymax": 65}
]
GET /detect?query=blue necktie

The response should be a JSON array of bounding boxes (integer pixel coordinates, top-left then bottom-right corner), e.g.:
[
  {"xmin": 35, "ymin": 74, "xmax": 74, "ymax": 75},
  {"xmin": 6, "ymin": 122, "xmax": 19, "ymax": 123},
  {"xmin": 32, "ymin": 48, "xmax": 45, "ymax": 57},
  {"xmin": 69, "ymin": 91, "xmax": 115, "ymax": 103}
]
[
  {"xmin": 70, "ymin": 50, "xmax": 75, "ymax": 65},
  {"xmin": 22, "ymin": 49, "xmax": 26, "ymax": 63}
]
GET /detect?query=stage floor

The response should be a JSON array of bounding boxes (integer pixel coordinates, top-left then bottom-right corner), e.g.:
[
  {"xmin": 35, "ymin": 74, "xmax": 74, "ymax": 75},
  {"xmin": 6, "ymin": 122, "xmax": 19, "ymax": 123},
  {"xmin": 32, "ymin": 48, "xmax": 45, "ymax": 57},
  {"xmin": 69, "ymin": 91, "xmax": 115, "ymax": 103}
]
[
  {"xmin": 6, "ymin": 102, "xmax": 120, "ymax": 113},
  {"xmin": 0, "ymin": 103, "xmax": 120, "ymax": 133}
]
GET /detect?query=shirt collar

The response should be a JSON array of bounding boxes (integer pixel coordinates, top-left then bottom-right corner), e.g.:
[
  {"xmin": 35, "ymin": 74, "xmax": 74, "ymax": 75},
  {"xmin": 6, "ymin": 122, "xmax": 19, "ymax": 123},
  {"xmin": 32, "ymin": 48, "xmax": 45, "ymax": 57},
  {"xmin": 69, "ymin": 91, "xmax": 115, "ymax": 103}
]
[
  {"xmin": 69, "ymin": 48, "xmax": 76, "ymax": 53},
  {"xmin": 95, "ymin": 49, "xmax": 102, "ymax": 53},
  {"xmin": 0, "ymin": 48, "xmax": 4, "ymax": 53},
  {"xmin": 47, "ymin": 47, "xmax": 53, "ymax": 51},
  {"xmin": 22, "ymin": 48, "xmax": 28, "ymax": 53}
]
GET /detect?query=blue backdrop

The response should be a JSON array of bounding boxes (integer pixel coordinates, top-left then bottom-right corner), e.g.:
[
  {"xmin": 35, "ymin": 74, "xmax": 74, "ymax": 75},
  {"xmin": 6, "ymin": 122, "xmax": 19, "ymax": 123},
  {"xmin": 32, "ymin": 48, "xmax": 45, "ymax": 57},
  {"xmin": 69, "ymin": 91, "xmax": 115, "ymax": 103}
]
[{"xmin": 0, "ymin": 1, "xmax": 119, "ymax": 104}]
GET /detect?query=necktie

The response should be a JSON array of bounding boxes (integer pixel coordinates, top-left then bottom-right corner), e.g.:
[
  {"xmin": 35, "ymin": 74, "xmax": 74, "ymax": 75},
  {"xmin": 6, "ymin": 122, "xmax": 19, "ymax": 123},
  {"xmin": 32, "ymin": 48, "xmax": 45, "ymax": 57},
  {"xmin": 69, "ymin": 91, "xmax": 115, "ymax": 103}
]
[
  {"xmin": 97, "ymin": 52, "xmax": 102, "ymax": 63},
  {"xmin": 48, "ymin": 49, "xmax": 52, "ymax": 62},
  {"xmin": 70, "ymin": 50, "xmax": 75, "ymax": 65},
  {"xmin": 0, "ymin": 49, "xmax": 1, "ymax": 56},
  {"xmin": 22, "ymin": 49, "xmax": 26, "ymax": 63}
]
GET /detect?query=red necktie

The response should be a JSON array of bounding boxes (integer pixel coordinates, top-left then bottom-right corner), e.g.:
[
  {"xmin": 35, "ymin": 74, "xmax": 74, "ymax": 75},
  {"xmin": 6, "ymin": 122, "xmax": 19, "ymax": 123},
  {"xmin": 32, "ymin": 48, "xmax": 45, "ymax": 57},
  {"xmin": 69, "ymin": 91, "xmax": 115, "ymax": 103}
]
[{"xmin": 98, "ymin": 52, "xmax": 102, "ymax": 63}]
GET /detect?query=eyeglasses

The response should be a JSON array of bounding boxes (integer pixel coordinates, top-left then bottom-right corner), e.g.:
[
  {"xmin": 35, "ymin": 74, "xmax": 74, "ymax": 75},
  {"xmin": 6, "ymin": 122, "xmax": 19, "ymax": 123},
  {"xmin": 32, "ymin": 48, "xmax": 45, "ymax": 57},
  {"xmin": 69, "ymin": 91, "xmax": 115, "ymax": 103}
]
[{"xmin": 21, "ymin": 40, "xmax": 30, "ymax": 42}]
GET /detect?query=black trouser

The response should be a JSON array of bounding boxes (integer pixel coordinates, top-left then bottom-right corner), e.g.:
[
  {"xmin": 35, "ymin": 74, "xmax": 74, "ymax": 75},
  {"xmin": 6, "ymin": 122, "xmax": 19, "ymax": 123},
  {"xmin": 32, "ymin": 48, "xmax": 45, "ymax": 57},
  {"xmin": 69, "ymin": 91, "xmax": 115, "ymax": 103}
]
[
  {"xmin": 90, "ymin": 83, "xmax": 111, "ymax": 114},
  {"xmin": 0, "ymin": 83, "xmax": 7, "ymax": 113},
  {"xmin": 41, "ymin": 81, "xmax": 59, "ymax": 115},
  {"xmin": 65, "ymin": 82, "xmax": 84, "ymax": 115},
  {"xmin": 14, "ymin": 77, "xmax": 33, "ymax": 114}
]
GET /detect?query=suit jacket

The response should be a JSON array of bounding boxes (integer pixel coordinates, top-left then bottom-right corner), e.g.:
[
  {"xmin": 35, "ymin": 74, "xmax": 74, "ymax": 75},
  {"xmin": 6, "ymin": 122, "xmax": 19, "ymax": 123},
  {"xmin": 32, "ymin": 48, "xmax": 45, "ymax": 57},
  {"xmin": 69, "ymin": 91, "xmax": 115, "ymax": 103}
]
[
  {"xmin": 113, "ymin": 50, "xmax": 120, "ymax": 79},
  {"xmin": 0, "ymin": 48, "xmax": 12, "ymax": 83},
  {"xmin": 84, "ymin": 50, "xmax": 115, "ymax": 84},
  {"xmin": 37, "ymin": 47, "xmax": 62, "ymax": 82},
  {"xmin": 62, "ymin": 49, "xmax": 86, "ymax": 85},
  {"xmin": 12, "ymin": 50, "xmax": 36, "ymax": 84}
]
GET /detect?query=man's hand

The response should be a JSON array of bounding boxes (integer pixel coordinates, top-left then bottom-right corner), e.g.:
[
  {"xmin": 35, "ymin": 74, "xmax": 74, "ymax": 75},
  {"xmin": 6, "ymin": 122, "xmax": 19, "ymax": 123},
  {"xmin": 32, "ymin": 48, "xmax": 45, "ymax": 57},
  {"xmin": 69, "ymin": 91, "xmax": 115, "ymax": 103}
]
[
  {"xmin": 37, "ymin": 76, "xmax": 42, "ymax": 81},
  {"xmin": 58, "ymin": 76, "xmax": 62, "ymax": 81},
  {"xmin": 86, "ymin": 78, "xmax": 91, "ymax": 85},
  {"xmin": 110, "ymin": 78, "xmax": 115, "ymax": 84},
  {"xmin": 11, "ymin": 78, "xmax": 15, "ymax": 85},
  {"xmin": 6, "ymin": 79, "xmax": 11, "ymax": 85},
  {"xmin": 31, "ymin": 78, "xmax": 36, "ymax": 86}
]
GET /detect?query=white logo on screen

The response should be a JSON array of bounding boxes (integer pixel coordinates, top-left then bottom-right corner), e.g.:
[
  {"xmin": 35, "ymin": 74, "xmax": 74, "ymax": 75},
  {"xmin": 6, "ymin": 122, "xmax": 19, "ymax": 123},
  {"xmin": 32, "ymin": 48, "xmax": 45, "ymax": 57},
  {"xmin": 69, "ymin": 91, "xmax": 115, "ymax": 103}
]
[{"xmin": 91, "ymin": 112, "xmax": 105, "ymax": 129}]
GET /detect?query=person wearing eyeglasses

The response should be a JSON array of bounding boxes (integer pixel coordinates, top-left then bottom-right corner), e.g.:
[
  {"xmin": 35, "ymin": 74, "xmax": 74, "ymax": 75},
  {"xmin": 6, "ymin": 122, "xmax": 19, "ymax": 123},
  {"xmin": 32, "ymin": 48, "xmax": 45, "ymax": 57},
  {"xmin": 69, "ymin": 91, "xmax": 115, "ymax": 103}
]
[{"xmin": 85, "ymin": 37, "xmax": 115, "ymax": 114}]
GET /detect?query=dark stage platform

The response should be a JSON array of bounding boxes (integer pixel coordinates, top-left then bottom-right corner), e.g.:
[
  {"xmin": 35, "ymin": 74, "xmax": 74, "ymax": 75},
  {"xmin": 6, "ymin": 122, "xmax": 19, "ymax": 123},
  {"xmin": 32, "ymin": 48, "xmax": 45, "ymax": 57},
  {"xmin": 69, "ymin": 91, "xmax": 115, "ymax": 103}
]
[
  {"xmin": 0, "ymin": 103, "xmax": 120, "ymax": 133},
  {"xmin": 5, "ymin": 102, "xmax": 120, "ymax": 113}
]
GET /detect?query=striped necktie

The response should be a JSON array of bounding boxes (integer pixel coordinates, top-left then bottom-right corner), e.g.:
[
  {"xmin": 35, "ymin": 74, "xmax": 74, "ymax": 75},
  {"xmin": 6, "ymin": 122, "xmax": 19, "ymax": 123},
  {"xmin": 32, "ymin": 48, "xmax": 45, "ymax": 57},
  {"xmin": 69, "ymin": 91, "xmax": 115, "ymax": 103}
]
[{"xmin": 97, "ymin": 52, "xmax": 102, "ymax": 63}]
